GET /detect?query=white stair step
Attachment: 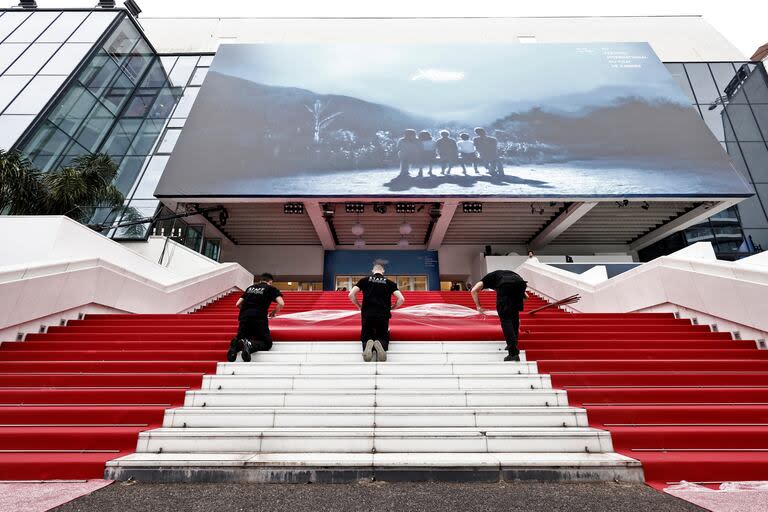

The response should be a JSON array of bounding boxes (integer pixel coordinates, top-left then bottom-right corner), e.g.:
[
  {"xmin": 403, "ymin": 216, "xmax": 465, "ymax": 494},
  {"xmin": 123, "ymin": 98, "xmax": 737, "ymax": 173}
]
[
  {"xmin": 241, "ymin": 351, "xmax": 522, "ymax": 363},
  {"xmin": 265, "ymin": 342, "xmax": 512, "ymax": 353},
  {"xmin": 163, "ymin": 407, "xmax": 588, "ymax": 428},
  {"xmin": 136, "ymin": 427, "xmax": 614, "ymax": 454},
  {"xmin": 217, "ymin": 362, "xmax": 537, "ymax": 375},
  {"xmin": 107, "ymin": 451, "xmax": 638, "ymax": 469},
  {"xmin": 183, "ymin": 389, "xmax": 569, "ymax": 408},
  {"xmin": 202, "ymin": 374, "xmax": 552, "ymax": 390}
]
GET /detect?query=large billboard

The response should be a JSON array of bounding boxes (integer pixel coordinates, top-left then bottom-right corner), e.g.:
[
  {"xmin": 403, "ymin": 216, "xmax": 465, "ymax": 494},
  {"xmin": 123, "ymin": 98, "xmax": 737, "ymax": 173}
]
[{"xmin": 155, "ymin": 43, "xmax": 753, "ymax": 198}]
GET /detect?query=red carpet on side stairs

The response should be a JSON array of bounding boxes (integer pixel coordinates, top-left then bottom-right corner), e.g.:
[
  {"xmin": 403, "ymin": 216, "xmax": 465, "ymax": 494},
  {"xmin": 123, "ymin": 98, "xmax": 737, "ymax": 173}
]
[{"xmin": 0, "ymin": 290, "xmax": 766, "ymax": 487}]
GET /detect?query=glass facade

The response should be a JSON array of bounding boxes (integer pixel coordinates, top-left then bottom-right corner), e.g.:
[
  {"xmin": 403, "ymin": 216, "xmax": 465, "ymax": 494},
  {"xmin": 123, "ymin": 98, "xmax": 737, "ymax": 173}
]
[
  {"xmin": 0, "ymin": 9, "xmax": 119, "ymax": 150},
  {"xmin": 13, "ymin": 11, "xmax": 181, "ymax": 233},
  {"xmin": 663, "ymin": 62, "xmax": 768, "ymax": 257}
]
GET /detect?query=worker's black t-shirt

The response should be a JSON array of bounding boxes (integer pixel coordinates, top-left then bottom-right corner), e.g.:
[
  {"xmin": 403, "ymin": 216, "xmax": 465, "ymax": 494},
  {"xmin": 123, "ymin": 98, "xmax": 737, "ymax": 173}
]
[
  {"xmin": 355, "ymin": 273, "xmax": 399, "ymax": 318},
  {"xmin": 480, "ymin": 270, "xmax": 527, "ymax": 313},
  {"xmin": 239, "ymin": 282, "xmax": 282, "ymax": 321}
]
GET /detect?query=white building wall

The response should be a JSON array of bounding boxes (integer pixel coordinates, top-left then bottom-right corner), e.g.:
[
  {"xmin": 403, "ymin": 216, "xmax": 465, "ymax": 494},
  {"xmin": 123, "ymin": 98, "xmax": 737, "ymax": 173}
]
[{"xmin": 137, "ymin": 16, "xmax": 744, "ymax": 62}]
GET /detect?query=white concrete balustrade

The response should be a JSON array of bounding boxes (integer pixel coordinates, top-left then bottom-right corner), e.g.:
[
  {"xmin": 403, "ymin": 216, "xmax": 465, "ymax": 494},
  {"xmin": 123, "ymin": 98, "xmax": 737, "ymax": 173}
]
[
  {"xmin": 0, "ymin": 216, "xmax": 252, "ymax": 341},
  {"xmin": 513, "ymin": 243, "xmax": 768, "ymax": 342},
  {"xmin": 105, "ymin": 341, "xmax": 642, "ymax": 482}
]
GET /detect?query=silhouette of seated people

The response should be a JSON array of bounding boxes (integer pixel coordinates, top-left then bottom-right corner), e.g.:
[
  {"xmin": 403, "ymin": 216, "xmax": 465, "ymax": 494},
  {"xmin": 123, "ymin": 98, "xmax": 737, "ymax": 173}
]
[
  {"xmin": 457, "ymin": 132, "xmax": 479, "ymax": 174},
  {"xmin": 418, "ymin": 130, "xmax": 437, "ymax": 177},
  {"xmin": 396, "ymin": 129, "xmax": 421, "ymax": 178}
]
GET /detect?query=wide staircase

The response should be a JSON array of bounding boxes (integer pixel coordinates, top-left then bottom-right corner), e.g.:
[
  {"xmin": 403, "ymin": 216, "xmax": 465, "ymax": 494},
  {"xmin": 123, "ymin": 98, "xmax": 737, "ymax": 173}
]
[{"xmin": 0, "ymin": 290, "xmax": 765, "ymax": 486}]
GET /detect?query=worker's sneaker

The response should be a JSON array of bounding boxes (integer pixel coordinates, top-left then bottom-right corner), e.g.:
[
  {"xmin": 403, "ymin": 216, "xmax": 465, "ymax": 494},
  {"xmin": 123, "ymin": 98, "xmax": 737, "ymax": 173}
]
[
  {"xmin": 503, "ymin": 352, "xmax": 521, "ymax": 362},
  {"xmin": 362, "ymin": 340, "xmax": 375, "ymax": 362},
  {"xmin": 241, "ymin": 340, "xmax": 254, "ymax": 362},
  {"xmin": 226, "ymin": 338, "xmax": 240, "ymax": 362},
  {"xmin": 372, "ymin": 340, "xmax": 387, "ymax": 362}
]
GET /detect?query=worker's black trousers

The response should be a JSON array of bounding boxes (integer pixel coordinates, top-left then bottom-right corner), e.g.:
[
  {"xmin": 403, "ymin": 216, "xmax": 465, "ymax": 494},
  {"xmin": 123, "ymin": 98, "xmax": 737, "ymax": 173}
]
[
  {"xmin": 360, "ymin": 314, "xmax": 390, "ymax": 351},
  {"xmin": 229, "ymin": 317, "xmax": 273, "ymax": 353}
]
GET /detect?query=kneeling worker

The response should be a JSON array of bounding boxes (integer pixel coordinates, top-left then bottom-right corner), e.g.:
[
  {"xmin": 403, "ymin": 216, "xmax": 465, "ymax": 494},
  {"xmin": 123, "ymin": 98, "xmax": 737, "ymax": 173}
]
[
  {"xmin": 349, "ymin": 264, "xmax": 405, "ymax": 362},
  {"xmin": 226, "ymin": 273, "xmax": 284, "ymax": 362},
  {"xmin": 471, "ymin": 269, "xmax": 528, "ymax": 361}
]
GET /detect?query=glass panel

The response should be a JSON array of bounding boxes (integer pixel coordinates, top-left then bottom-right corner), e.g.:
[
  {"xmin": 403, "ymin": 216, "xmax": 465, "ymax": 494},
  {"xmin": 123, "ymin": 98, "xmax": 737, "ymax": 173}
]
[
  {"xmin": 709, "ymin": 62, "xmax": 748, "ymax": 104},
  {"xmin": 157, "ymin": 128, "xmax": 181, "ymax": 153},
  {"xmin": 102, "ymin": 118, "xmax": 141, "ymax": 156},
  {"xmin": 56, "ymin": 139, "xmax": 89, "ymax": 168},
  {"xmin": 79, "ymin": 52, "xmax": 119, "ymax": 95},
  {"xmin": 128, "ymin": 117, "xmax": 164, "ymax": 155},
  {"xmin": 167, "ymin": 56, "xmax": 198, "ymax": 87},
  {"xmin": 48, "ymin": 84, "xmax": 96, "ymax": 135},
  {"xmin": 131, "ymin": 155, "xmax": 168, "ymax": 198},
  {"xmin": 113, "ymin": 200, "xmax": 158, "ymax": 239},
  {"xmin": 101, "ymin": 69, "xmax": 134, "ymax": 114},
  {"xmin": 149, "ymin": 87, "xmax": 177, "ymax": 118},
  {"xmin": 684, "ymin": 226, "xmax": 715, "ymax": 243},
  {"xmin": 412, "ymin": 276, "xmax": 428, "ymax": 291},
  {"xmin": 113, "ymin": 155, "xmax": 147, "ymax": 195},
  {"xmin": 397, "ymin": 276, "xmax": 411, "ymax": 290},
  {"xmin": 0, "ymin": 75, "xmax": 31, "ymax": 112},
  {"xmin": 123, "ymin": 39, "xmax": 152, "ymax": 83},
  {"xmin": 69, "ymin": 11, "xmax": 118, "ymax": 43},
  {"xmin": 203, "ymin": 239, "xmax": 221, "ymax": 261},
  {"xmin": 189, "ymin": 67, "xmax": 208, "ymax": 86},
  {"xmin": 739, "ymin": 142, "xmax": 768, "ymax": 183},
  {"xmin": 664, "ymin": 63, "xmax": 696, "ymax": 103},
  {"xmin": 684, "ymin": 63, "xmax": 721, "ymax": 106},
  {"xmin": 0, "ymin": 43, "xmax": 27, "ymax": 74},
  {"xmin": 724, "ymin": 104, "xmax": 765, "ymax": 141},
  {"xmin": 140, "ymin": 59, "xmax": 168, "ymax": 89},
  {"xmin": 123, "ymin": 90, "xmax": 158, "ymax": 118},
  {"xmin": 171, "ymin": 86, "xmax": 199, "ymax": 118},
  {"xmin": 37, "ymin": 11, "xmax": 89, "ymax": 43},
  {"xmin": 724, "ymin": 141, "xmax": 750, "ymax": 181},
  {"xmin": 5, "ymin": 74, "xmax": 66, "ymax": 115},
  {"xmin": 159, "ymin": 55, "xmax": 177, "ymax": 74},
  {"xmin": 24, "ymin": 120, "xmax": 70, "ymax": 171},
  {"xmin": 5, "ymin": 11, "xmax": 59, "ymax": 43},
  {"xmin": 39, "ymin": 42, "xmax": 91, "ymax": 75},
  {"xmin": 73, "ymin": 103, "xmax": 114, "ymax": 151},
  {"xmin": 184, "ymin": 225, "xmax": 204, "ymax": 252},
  {"xmin": 752, "ymin": 104, "xmax": 768, "ymax": 140},
  {"xmin": 103, "ymin": 20, "xmax": 140, "ymax": 65},
  {"xmin": 5, "ymin": 43, "xmax": 60, "ymax": 75},
  {"xmin": 0, "ymin": 114, "xmax": 35, "ymax": 150},
  {"xmin": 197, "ymin": 55, "xmax": 214, "ymax": 66},
  {"xmin": 0, "ymin": 12, "xmax": 31, "ymax": 41}
]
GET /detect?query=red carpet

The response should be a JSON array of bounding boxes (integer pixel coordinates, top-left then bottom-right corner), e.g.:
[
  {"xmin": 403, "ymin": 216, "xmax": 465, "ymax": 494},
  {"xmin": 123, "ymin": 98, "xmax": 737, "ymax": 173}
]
[{"xmin": 0, "ymin": 290, "xmax": 765, "ymax": 486}]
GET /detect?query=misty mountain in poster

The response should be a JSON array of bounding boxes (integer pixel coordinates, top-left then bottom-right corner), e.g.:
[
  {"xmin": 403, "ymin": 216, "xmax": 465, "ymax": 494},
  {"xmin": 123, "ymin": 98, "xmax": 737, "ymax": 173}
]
[{"xmin": 154, "ymin": 43, "xmax": 753, "ymax": 198}]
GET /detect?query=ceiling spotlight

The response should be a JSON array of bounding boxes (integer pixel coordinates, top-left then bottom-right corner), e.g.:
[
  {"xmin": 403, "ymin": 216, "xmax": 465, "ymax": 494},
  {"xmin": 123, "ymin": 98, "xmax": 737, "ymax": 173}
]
[
  {"xmin": 283, "ymin": 202, "xmax": 304, "ymax": 215},
  {"xmin": 397, "ymin": 238, "xmax": 410, "ymax": 248},
  {"xmin": 549, "ymin": 202, "xmax": 557, "ymax": 207},
  {"xmin": 351, "ymin": 222, "xmax": 365, "ymax": 236},
  {"xmin": 399, "ymin": 222, "xmax": 412, "ymax": 235},
  {"xmin": 354, "ymin": 238, "xmax": 366, "ymax": 248},
  {"xmin": 396, "ymin": 203, "xmax": 416, "ymax": 214},
  {"xmin": 641, "ymin": 201, "xmax": 650, "ymax": 210},
  {"xmin": 615, "ymin": 199, "xmax": 630, "ymax": 208},
  {"xmin": 373, "ymin": 202, "xmax": 388, "ymax": 214},
  {"xmin": 345, "ymin": 202, "xmax": 364, "ymax": 214},
  {"xmin": 462, "ymin": 202, "xmax": 482, "ymax": 214}
]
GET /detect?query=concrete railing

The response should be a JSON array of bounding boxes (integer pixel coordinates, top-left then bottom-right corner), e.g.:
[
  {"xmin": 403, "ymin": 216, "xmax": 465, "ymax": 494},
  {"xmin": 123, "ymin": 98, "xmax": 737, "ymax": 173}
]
[
  {"xmin": 0, "ymin": 216, "xmax": 253, "ymax": 341},
  {"xmin": 517, "ymin": 243, "xmax": 768, "ymax": 343}
]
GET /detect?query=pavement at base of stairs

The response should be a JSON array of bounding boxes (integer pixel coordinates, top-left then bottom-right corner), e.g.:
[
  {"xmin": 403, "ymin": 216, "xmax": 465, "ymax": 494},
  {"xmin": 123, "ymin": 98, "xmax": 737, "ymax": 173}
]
[
  {"xmin": 52, "ymin": 481, "xmax": 703, "ymax": 512},
  {"xmin": 0, "ymin": 480, "xmax": 112, "ymax": 512}
]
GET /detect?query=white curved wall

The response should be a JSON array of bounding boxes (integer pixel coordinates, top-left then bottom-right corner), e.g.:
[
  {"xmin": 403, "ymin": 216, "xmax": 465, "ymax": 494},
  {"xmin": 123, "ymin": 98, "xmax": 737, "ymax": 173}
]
[{"xmin": 0, "ymin": 216, "xmax": 253, "ymax": 342}]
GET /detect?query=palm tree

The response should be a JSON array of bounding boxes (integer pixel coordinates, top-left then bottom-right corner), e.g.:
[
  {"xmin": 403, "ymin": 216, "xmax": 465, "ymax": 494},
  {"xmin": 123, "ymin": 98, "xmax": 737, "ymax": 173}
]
[
  {"xmin": 0, "ymin": 150, "xmax": 129, "ymax": 226},
  {"xmin": 0, "ymin": 149, "xmax": 43, "ymax": 215},
  {"xmin": 304, "ymin": 99, "xmax": 343, "ymax": 143}
]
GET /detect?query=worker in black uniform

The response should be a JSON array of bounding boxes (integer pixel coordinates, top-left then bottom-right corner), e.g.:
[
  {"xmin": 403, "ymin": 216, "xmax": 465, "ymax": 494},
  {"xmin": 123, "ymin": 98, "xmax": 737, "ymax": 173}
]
[
  {"xmin": 471, "ymin": 269, "xmax": 528, "ymax": 361},
  {"xmin": 348, "ymin": 264, "xmax": 405, "ymax": 362},
  {"xmin": 226, "ymin": 273, "xmax": 284, "ymax": 362}
]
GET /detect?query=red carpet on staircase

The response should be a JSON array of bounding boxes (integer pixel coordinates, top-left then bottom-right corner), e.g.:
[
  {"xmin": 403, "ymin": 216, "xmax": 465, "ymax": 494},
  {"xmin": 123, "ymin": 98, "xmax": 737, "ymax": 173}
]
[{"xmin": 0, "ymin": 290, "xmax": 765, "ymax": 486}]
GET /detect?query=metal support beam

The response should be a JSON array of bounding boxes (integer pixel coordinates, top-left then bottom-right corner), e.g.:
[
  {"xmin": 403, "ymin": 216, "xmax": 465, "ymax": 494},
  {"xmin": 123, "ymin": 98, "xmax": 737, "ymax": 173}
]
[
  {"xmin": 426, "ymin": 201, "xmax": 459, "ymax": 250},
  {"xmin": 305, "ymin": 201, "xmax": 336, "ymax": 250},
  {"xmin": 629, "ymin": 199, "xmax": 741, "ymax": 252},
  {"xmin": 529, "ymin": 202, "xmax": 598, "ymax": 250}
]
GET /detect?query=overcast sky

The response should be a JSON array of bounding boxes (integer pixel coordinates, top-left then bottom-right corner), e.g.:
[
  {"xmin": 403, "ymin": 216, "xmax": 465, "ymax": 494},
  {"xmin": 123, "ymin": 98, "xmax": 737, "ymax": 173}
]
[{"xmin": 37, "ymin": 0, "xmax": 767, "ymax": 58}]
